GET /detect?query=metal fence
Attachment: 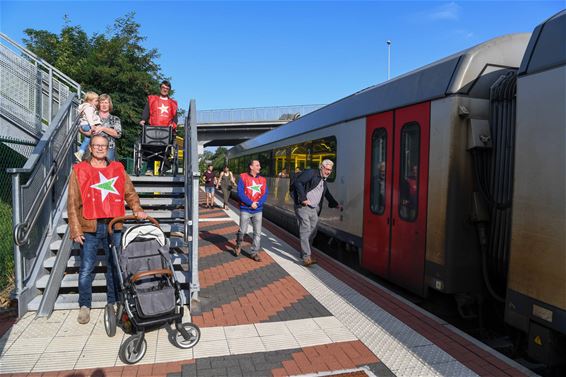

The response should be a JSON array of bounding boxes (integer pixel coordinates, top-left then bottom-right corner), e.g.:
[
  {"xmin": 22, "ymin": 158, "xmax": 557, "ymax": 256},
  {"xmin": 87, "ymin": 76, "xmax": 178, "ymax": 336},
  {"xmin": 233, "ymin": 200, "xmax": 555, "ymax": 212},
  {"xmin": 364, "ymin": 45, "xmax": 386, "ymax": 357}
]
[
  {"xmin": 196, "ymin": 104, "xmax": 325, "ymax": 124},
  {"xmin": 0, "ymin": 33, "xmax": 80, "ymax": 139},
  {"xmin": 0, "ymin": 136, "xmax": 35, "ymax": 292}
]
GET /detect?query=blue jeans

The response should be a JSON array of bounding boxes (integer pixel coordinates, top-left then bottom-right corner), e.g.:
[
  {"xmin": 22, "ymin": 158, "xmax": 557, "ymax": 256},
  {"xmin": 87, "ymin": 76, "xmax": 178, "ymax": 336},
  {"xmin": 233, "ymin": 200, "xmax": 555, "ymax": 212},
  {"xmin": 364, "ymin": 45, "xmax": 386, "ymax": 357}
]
[
  {"xmin": 79, "ymin": 123, "xmax": 91, "ymax": 153},
  {"xmin": 78, "ymin": 222, "xmax": 121, "ymax": 307}
]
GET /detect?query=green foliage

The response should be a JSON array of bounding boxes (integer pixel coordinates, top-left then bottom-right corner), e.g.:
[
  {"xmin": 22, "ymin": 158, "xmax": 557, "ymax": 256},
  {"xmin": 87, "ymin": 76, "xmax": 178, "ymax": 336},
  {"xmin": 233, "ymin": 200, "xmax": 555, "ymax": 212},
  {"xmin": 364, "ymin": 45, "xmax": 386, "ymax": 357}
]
[
  {"xmin": 198, "ymin": 147, "xmax": 228, "ymax": 176},
  {"xmin": 211, "ymin": 147, "xmax": 228, "ymax": 171},
  {"xmin": 23, "ymin": 12, "xmax": 169, "ymax": 159},
  {"xmin": 0, "ymin": 201, "xmax": 14, "ymax": 291}
]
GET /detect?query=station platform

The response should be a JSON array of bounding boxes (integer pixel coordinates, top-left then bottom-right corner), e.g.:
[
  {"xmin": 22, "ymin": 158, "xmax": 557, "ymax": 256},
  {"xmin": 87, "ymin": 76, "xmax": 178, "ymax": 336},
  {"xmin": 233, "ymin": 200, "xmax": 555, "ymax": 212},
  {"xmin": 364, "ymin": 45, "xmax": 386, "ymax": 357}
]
[{"xmin": 0, "ymin": 192, "xmax": 535, "ymax": 377}]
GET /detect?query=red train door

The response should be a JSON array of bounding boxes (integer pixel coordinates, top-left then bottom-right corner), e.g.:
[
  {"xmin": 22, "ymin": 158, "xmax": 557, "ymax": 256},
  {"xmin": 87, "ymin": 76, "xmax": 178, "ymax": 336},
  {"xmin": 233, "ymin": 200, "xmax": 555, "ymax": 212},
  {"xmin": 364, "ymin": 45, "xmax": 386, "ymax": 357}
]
[
  {"xmin": 362, "ymin": 102, "xmax": 430, "ymax": 295},
  {"xmin": 390, "ymin": 102, "xmax": 430, "ymax": 295},
  {"xmin": 362, "ymin": 111, "xmax": 394, "ymax": 278}
]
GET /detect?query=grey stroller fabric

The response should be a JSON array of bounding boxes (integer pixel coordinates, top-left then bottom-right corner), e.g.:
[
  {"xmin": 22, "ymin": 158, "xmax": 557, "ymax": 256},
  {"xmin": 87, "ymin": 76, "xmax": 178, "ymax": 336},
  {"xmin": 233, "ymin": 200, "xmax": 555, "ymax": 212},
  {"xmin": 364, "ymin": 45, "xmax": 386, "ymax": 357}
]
[{"xmin": 119, "ymin": 231, "xmax": 176, "ymax": 318}]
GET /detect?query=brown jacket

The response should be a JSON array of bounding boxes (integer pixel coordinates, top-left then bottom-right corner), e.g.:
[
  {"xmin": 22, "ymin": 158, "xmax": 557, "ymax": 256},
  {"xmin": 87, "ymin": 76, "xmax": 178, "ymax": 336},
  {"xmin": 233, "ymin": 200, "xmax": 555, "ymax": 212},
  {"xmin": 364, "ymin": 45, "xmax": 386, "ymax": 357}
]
[{"xmin": 67, "ymin": 167, "xmax": 143, "ymax": 239}]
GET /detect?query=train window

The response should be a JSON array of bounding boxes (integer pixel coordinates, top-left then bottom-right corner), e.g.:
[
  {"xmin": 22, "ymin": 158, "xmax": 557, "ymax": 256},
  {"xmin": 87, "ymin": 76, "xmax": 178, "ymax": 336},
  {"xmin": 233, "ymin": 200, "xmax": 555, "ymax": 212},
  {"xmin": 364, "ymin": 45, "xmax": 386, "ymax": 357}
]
[
  {"xmin": 258, "ymin": 151, "xmax": 272, "ymax": 177},
  {"xmin": 399, "ymin": 122, "xmax": 420, "ymax": 222},
  {"xmin": 290, "ymin": 142, "xmax": 311, "ymax": 175},
  {"xmin": 370, "ymin": 129, "xmax": 387, "ymax": 214},
  {"xmin": 274, "ymin": 147, "xmax": 290, "ymax": 178},
  {"xmin": 237, "ymin": 157, "xmax": 246, "ymax": 174},
  {"xmin": 312, "ymin": 137, "xmax": 337, "ymax": 182}
]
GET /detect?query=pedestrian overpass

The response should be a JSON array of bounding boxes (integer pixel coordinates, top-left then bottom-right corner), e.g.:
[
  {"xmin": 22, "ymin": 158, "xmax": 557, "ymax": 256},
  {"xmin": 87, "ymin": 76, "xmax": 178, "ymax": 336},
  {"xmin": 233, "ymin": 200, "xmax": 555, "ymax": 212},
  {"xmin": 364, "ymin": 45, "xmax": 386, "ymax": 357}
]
[{"xmin": 196, "ymin": 104, "xmax": 324, "ymax": 152}]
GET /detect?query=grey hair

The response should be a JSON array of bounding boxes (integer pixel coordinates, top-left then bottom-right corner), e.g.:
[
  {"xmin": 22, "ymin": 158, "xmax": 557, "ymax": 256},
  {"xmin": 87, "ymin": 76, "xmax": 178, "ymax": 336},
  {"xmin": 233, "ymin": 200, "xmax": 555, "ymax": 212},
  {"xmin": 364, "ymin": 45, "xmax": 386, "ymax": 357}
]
[{"xmin": 320, "ymin": 159, "xmax": 334, "ymax": 169}]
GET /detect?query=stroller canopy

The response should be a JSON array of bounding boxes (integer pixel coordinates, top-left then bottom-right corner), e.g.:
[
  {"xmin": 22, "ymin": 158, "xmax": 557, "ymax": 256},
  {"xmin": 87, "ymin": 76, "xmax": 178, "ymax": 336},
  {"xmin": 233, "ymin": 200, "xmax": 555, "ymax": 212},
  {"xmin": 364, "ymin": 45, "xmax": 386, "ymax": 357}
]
[{"xmin": 122, "ymin": 224, "xmax": 166, "ymax": 250}]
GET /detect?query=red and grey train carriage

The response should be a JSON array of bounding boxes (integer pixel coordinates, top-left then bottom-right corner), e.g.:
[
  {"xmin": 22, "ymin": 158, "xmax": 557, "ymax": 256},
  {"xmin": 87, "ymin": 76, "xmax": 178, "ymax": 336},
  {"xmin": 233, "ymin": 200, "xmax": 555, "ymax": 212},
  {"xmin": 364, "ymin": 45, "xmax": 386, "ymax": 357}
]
[{"xmin": 228, "ymin": 10, "xmax": 566, "ymax": 365}]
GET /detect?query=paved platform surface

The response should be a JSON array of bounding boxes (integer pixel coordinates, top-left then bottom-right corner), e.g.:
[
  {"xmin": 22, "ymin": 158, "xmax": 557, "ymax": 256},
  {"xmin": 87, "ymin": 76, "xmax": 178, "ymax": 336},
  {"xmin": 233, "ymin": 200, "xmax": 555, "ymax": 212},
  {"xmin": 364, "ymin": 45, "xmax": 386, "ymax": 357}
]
[{"xmin": 0, "ymin": 192, "xmax": 536, "ymax": 377}]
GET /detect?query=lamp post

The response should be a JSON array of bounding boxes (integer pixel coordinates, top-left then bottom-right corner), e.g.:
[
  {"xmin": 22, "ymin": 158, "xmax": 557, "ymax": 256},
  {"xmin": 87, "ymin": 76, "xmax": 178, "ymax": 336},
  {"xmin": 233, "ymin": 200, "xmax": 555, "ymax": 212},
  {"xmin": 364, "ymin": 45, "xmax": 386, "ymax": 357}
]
[{"xmin": 386, "ymin": 40, "xmax": 391, "ymax": 80}]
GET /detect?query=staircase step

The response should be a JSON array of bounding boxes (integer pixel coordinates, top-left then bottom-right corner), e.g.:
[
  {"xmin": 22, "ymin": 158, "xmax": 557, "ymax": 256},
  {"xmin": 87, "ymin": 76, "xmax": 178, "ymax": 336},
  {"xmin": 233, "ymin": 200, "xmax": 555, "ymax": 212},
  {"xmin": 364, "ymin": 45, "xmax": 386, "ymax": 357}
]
[
  {"xmin": 29, "ymin": 289, "xmax": 191, "ymax": 311},
  {"xmin": 50, "ymin": 235, "xmax": 188, "ymax": 252},
  {"xmin": 36, "ymin": 270, "xmax": 189, "ymax": 289},
  {"xmin": 44, "ymin": 253, "xmax": 189, "ymax": 269},
  {"xmin": 138, "ymin": 198, "xmax": 185, "ymax": 207},
  {"xmin": 129, "ymin": 176, "xmax": 185, "ymax": 183},
  {"xmin": 135, "ymin": 186, "xmax": 185, "ymax": 194},
  {"xmin": 62, "ymin": 210, "xmax": 186, "ymax": 220},
  {"xmin": 57, "ymin": 223, "xmax": 187, "ymax": 236},
  {"xmin": 28, "ymin": 293, "xmax": 109, "ymax": 310}
]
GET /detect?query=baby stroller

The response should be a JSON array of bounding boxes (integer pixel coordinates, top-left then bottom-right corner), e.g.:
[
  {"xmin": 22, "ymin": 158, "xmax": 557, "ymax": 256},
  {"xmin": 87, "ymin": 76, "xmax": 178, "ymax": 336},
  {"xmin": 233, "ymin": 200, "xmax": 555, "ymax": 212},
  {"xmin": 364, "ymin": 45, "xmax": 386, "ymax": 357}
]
[
  {"xmin": 133, "ymin": 124, "xmax": 179, "ymax": 176},
  {"xmin": 105, "ymin": 215, "xmax": 200, "ymax": 364}
]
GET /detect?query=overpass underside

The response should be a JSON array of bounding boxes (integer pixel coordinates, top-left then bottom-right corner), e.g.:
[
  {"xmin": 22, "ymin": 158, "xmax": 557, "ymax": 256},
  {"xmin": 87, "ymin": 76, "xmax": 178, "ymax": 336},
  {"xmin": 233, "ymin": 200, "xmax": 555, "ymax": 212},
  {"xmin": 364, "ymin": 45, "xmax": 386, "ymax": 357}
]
[{"xmin": 197, "ymin": 120, "xmax": 287, "ymax": 147}]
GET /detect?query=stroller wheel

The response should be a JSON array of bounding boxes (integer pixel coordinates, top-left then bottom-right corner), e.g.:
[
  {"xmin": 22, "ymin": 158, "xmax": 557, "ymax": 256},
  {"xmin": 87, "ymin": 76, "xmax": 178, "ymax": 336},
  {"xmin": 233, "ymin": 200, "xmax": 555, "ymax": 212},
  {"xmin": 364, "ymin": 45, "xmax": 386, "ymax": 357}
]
[
  {"xmin": 104, "ymin": 304, "xmax": 116, "ymax": 337},
  {"xmin": 172, "ymin": 322, "xmax": 201, "ymax": 349},
  {"xmin": 119, "ymin": 334, "xmax": 147, "ymax": 364}
]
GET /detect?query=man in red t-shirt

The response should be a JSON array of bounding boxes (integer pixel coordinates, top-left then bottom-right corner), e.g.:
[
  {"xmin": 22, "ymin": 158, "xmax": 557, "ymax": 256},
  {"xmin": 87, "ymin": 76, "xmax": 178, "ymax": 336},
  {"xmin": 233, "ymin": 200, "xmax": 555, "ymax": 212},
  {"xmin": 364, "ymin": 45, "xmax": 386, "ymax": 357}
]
[
  {"xmin": 140, "ymin": 80, "xmax": 178, "ymax": 175},
  {"xmin": 140, "ymin": 80, "xmax": 178, "ymax": 129}
]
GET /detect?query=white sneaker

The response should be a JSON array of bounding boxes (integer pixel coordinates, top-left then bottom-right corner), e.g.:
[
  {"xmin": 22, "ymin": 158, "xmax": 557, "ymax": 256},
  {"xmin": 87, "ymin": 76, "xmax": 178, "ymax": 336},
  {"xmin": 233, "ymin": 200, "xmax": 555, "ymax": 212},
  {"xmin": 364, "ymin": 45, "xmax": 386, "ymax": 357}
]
[
  {"xmin": 74, "ymin": 151, "xmax": 84, "ymax": 162},
  {"xmin": 77, "ymin": 306, "xmax": 90, "ymax": 324}
]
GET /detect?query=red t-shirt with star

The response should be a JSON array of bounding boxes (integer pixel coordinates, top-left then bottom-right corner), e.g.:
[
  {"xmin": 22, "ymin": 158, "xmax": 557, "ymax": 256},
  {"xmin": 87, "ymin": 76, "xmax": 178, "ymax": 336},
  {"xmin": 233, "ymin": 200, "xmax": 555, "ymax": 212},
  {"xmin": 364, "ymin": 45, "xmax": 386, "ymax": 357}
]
[
  {"xmin": 237, "ymin": 172, "xmax": 268, "ymax": 213},
  {"xmin": 73, "ymin": 161, "xmax": 126, "ymax": 219},
  {"xmin": 148, "ymin": 95, "xmax": 178, "ymax": 129}
]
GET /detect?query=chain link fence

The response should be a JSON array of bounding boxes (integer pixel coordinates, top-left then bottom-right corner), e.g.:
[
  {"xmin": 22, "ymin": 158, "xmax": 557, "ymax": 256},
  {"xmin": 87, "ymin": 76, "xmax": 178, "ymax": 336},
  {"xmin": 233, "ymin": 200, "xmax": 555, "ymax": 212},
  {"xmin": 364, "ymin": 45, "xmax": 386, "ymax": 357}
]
[{"xmin": 0, "ymin": 136, "xmax": 35, "ymax": 291}]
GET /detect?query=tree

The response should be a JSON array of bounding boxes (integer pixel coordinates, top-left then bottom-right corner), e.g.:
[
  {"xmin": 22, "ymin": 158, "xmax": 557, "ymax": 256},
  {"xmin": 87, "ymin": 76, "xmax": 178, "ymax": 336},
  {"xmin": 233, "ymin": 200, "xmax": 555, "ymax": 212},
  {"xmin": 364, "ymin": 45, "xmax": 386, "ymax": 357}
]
[
  {"xmin": 23, "ymin": 12, "xmax": 167, "ymax": 159},
  {"xmin": 211, "ymin": 147, "xmax": 228, "ymax": 171}
]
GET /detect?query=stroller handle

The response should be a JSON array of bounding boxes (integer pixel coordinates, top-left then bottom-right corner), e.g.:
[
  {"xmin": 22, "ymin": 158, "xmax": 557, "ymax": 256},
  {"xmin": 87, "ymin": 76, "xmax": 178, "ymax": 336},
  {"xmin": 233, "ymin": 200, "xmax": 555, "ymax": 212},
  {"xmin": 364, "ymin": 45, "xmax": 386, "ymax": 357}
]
[
  {"xmin": 131, "ymin": 268, "xmax": 173, "ymax": 283},
  {"xmin": 108, "ymin": 215, "xmax": 160, "ymax": 235}
]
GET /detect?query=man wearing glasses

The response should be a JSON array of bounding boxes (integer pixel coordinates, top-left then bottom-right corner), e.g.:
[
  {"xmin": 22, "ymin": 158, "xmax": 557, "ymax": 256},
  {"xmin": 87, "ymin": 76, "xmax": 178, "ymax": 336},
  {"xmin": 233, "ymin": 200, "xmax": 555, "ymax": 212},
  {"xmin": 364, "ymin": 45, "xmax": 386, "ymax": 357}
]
[
  {"xmin": 291, "ymin": 159, "xmax": 341, "ymax": 266},
  {"xmin": 68, "ymin": 135, "xmax": 147, "ymax": 324}
]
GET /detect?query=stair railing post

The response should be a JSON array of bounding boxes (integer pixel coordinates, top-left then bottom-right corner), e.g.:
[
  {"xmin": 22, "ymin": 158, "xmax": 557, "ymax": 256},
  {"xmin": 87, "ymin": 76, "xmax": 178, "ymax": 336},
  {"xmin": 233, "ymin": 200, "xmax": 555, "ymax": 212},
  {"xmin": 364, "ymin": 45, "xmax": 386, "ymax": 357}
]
[
  {"xmin": 11, "ymin": 173, "xmax": 24, "ymax": 310},
  {"xmin": 188, "ymin": 99, "xmax": 200, "ymax": 303}
]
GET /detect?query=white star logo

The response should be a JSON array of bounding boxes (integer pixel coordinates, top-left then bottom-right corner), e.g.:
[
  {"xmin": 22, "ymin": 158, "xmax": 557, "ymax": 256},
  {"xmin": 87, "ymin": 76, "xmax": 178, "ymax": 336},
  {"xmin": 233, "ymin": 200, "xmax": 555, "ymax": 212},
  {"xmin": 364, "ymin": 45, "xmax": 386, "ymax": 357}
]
[
  {"xmin": 158, "ymin": 104, "xmax": 169, "ymax": 114},
  {"xmin": 246, "ymin": 180, "xmax": 263, "ymax": 197},
  {"xmin": 90, "ymin": 172, "xmax": 120, "ymax": 201}
]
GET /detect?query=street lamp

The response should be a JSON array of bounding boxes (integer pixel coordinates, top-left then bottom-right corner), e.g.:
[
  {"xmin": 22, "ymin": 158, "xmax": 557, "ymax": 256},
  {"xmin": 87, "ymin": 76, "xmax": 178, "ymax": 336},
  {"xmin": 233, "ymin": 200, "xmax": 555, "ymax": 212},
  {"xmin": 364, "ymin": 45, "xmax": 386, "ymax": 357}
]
[{"xmin": 386, "ymin": 40, "xmax": 391, "ymax": 80}]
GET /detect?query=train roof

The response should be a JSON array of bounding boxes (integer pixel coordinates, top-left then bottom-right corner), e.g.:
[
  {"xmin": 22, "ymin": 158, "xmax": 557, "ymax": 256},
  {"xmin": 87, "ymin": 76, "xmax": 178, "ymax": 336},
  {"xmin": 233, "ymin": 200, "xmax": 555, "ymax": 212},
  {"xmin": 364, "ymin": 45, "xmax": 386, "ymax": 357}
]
[
  {"xmin": 230, "ymin": 33, "xmax": 530, "ymax": 156},
  {"xmin": 519, "ymin": 9, "xmax": 566, "ymax": 76}
]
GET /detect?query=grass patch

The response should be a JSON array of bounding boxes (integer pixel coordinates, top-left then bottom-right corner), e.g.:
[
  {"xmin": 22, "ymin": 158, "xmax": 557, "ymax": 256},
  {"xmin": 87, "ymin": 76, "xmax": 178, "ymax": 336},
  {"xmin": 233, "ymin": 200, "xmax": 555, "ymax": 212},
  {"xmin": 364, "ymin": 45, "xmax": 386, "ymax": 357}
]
[{"xmin": 0, "ymin": 201, "xmax": 14, "ymax": 292}]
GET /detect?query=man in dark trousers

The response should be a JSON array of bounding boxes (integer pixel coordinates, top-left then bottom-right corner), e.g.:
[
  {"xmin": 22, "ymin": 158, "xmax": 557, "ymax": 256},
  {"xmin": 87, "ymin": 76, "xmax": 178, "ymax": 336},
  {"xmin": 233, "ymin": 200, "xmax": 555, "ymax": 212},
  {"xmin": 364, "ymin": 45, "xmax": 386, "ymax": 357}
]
[
  {"xmin": 235, "ymin": 160, "xmax": 268, "ymax": 261},
  {"xmin": 292, "ymin": 159, "xmax": 340, "ymax": 266}
]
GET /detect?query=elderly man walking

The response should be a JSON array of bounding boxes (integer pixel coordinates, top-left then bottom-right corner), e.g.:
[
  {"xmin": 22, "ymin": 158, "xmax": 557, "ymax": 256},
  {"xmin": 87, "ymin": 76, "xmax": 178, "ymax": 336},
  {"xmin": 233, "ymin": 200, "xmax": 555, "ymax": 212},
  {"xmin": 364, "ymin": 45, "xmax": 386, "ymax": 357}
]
[
  {"xmin": 235, "ymin": 159, "xmax": 268, "ymax": 261},
  {"xmin": 291, "ymin": 159, "xmax": 340, "ymax": 266}
]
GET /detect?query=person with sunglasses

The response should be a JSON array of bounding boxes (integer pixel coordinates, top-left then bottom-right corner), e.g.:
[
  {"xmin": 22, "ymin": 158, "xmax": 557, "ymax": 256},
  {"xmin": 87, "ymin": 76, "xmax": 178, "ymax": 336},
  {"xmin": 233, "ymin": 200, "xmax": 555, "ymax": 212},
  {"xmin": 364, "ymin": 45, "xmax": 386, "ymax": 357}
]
[
  {"xmin": 291, "ymin": 159, "xmax": 341, "ymax": 266},
  {"xmin": 67, "ymin": 135, "xmax": 147, "ymax": 324}
]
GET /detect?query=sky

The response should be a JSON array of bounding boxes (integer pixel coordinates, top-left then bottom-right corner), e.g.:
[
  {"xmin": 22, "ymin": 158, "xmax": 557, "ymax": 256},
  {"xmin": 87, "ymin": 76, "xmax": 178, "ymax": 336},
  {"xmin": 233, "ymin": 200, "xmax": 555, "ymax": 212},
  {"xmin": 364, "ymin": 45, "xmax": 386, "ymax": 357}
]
[{"xmin": 1, "ymin": 1, "xmax": 564, "ymax": 112}]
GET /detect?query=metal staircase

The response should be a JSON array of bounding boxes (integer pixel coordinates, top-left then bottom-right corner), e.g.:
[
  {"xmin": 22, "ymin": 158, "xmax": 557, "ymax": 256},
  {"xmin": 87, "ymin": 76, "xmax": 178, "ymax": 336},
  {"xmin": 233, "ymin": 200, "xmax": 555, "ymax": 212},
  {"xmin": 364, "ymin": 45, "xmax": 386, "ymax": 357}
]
[
  {"xmin": 29, "ymin": 176, "xmax": 191, "ymax": 312},
  {"xmin": 3, "ymin": 31, "xmax": 201, "ymax": 317}
]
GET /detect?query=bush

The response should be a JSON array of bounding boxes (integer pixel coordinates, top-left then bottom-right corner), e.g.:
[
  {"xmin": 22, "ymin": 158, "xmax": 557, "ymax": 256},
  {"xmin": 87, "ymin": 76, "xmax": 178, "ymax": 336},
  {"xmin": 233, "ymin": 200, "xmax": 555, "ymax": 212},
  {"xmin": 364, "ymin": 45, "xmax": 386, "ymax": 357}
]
[{"xmin": 0, "ymin": 201, "xmax": 14, "ymax": 291}]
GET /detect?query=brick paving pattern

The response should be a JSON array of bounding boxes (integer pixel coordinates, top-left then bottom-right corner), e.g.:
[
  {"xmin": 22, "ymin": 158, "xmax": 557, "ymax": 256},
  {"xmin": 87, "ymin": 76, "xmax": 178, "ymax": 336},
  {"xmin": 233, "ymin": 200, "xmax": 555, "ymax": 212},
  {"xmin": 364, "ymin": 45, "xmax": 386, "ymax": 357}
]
[
  {"xmin": 167, "ymin": 340, "xmax": 393, "ymax": 377},
  {"xmin": 193, "ymin": 219, "xmax": 331, "ymax": 327}
]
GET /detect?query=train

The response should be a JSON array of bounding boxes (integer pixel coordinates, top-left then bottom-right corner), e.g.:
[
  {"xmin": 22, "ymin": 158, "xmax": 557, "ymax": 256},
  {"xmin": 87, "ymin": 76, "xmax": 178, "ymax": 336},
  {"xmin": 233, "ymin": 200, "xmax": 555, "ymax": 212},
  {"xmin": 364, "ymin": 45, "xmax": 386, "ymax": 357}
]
[{"xmin": 227, "ymin": 10, "xmax": 565, "ymax": 366}]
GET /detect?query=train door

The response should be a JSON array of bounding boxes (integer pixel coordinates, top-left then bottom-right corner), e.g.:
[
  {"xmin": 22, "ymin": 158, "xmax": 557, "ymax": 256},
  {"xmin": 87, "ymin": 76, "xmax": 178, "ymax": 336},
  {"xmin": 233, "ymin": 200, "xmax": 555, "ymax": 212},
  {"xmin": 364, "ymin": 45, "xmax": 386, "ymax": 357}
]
[
  {"xmin": 362, "ymin": 111, "xmax": 394, "ymax": 278},
  {"xmin": 390, "ymin": 102, "xmax": 430, "ymax": 295}
]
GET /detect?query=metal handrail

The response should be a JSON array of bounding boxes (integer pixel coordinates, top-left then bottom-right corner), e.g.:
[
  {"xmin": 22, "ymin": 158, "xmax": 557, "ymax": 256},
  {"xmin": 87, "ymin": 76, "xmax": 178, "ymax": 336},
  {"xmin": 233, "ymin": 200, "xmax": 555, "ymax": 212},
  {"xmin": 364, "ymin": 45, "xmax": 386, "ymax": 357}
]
[
  {"xmin": 0, "ymin": 32, "xmax": 81, "ymax": 93},
  {"xmin": 185, "ymin": 99, "xmax": 200, "ymax": 304},
  {"xmin": 9, "ymin": 94, "xmax": 79, "ymax": 246}
]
